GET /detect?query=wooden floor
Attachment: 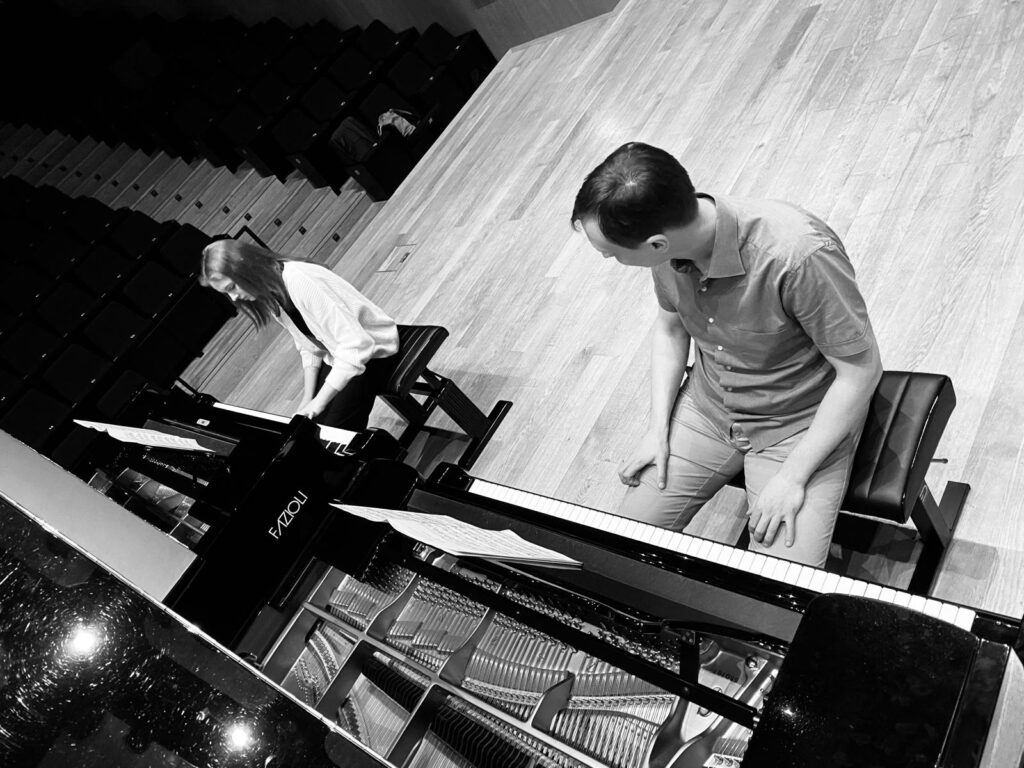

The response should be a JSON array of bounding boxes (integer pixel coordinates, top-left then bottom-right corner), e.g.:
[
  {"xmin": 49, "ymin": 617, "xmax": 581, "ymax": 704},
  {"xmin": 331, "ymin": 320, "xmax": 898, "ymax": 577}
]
[
  {"xmin": 7, "ymin": 0, "xmax": 1024, "ymax": 620},
  {"xmin": 221, "ymin": 0, "xmax": 1024, "ymax": 619}
]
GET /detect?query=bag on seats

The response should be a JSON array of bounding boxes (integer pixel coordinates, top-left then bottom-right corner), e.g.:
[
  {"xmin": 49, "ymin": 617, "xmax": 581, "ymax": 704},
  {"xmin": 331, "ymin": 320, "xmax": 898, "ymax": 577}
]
[
  {"xmin": 329, "ymin": 117, "xmax": 376, "ymax": 165},
  {"xmin": 377, "ymin": 108, "xmax": 418, "ymax": 138}
]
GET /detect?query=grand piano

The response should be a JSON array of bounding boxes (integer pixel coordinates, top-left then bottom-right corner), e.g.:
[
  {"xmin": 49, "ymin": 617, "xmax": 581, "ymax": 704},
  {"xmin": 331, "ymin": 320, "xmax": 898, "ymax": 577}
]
[{"xmin": 13, "ymin": 386, "xmax": 1022, "ymax": 768}]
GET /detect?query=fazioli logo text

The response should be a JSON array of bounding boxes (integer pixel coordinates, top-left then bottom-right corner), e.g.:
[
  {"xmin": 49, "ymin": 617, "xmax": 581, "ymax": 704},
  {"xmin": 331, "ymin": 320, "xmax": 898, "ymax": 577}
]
[{"xmin": 268, "ymin": 490, "xmax": 309, "ymax": 540}]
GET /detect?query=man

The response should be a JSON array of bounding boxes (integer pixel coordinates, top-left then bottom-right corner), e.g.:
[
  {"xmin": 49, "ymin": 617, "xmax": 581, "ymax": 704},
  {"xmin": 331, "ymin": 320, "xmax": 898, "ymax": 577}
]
[{"xmin": 572, "ymin": 142, "xmax": 882, "ymax": 567}]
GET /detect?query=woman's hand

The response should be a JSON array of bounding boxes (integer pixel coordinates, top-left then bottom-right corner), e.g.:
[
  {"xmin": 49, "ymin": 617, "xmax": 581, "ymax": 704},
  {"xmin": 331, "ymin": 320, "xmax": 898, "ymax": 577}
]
[{"xmin": 296, "ymin": 397, "xmax": 328, "ymax": 419}]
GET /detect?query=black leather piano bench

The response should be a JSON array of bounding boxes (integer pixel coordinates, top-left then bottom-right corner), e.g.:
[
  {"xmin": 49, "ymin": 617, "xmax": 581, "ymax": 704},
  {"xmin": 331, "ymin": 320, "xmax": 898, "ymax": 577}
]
[
  {"xmin": 376, "ymin": 324, "xmax": 512, "ymax": 470},
  {"xmin": 734, "ymin": 370, "xmax": 970, "ymax": 596}
]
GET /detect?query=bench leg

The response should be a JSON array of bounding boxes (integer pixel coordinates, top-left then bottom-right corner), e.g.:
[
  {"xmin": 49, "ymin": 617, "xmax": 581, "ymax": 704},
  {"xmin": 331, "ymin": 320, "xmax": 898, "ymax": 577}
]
[
  {"xmin": 456, "ymin": 399, "xmax": 512, "ymax": 470},
  {"xmin": 907, "ymin": 480, "xmax": 970, "ymax": 595},
  {"xmin": 380, "ymin": 373, "xmax": 512, "ymax": 469},
  {"xmin": 423, "ymin": 370, "xmax": 512, "ymax": 470},
  {"xmin": 380, "ymin": 392, "xmax": 437, "ymax": 448}
]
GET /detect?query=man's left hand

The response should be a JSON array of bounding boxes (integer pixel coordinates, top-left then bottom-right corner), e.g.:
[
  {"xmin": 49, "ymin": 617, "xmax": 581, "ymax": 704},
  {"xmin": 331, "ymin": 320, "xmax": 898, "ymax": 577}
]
[{"xmin": 747, "ymin": 474, "xmax": 805, "ymax": 547}]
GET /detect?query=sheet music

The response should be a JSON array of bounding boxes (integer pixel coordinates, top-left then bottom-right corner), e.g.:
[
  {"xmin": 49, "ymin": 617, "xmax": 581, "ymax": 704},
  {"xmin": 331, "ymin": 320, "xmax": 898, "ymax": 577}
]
[
  {"xmin": 335, "ymin": 504, "xmax": 581, "ymax": 568},
  {"xmin": 74, "ymin": 420, "xmax": 214, "ymax": 452}
]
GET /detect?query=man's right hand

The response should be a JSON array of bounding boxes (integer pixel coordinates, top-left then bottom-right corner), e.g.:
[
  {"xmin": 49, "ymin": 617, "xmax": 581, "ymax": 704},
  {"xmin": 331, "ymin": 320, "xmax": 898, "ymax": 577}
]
[{"xmin": 618, "ymin": 430, "xmax": 669, "ymax": 489}]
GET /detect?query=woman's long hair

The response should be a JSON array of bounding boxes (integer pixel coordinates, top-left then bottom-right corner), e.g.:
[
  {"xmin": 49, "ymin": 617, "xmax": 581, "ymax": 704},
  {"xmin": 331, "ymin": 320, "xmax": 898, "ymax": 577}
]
[{"xmin": 199, "ymin": 239, "xmax": 300, "ymax": 329}]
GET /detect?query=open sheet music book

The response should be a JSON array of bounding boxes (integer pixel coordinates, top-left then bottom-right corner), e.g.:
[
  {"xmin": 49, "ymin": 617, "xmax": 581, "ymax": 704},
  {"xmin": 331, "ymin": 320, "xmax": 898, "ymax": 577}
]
[
  {"xmin": 335, "ymin": 504, "xmax": 582, "ymax": 569},
  {"xmin": 74, "ymin": 420, "xmax": 214, "ymax": 452}
]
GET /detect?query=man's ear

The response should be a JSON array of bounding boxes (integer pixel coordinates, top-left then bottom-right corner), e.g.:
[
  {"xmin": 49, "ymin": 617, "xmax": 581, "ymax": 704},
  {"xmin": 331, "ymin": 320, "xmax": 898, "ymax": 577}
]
[{"xmin": 646, "ymin": 234, "xmax": 670, "ymax": 251}]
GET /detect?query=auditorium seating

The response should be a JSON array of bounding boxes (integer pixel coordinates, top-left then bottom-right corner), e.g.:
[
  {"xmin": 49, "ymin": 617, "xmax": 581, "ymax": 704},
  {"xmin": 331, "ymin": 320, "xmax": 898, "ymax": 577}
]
[
  {"xmin": 0, "ymin": 177, "xmax": 233, "ymax": 467},
  {"xmin": 0, "ymin": 2, "xmax": 496, "ymax": 200}
]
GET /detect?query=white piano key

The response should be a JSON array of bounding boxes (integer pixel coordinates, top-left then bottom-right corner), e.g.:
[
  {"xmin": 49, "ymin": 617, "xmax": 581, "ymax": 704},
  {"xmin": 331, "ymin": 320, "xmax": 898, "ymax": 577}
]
[
  {"xmin": 317, "ymin": 424, "xmax": 358, "ymax": 446},
  {"xmin": 953, "ymin": 607, "xmax": 976, "ymax": 631},
  {"xmin": 821, "ymin": 573, "xmax": 842, "ymax": 593},
  {"xmin": 536, "ymin": 493, "xmax": 559, "ymax": 515},
  {"xmin": 922, "ymin": 599, "xmax": 945, "ymax": 619},
  {"xmin": 748, "ymin": 553, "xmax": 773, "ymax": 577},
  {"xmin": 212, "ymin": 401, "xmax": 290, "ymax": 423},
  {"xmin": 653, "ymin": 529, "xmax": 676, "ymax": 550},
  {"xmin": 543, "ymin": 498, "xmax": 564, "ymax": 519},
  {"xmin": 514, "ymin": 489, "xmax": 536, "ymax": 510},
  {"xmin": 620, "ymin": 520, "xmax": 642, "ymax": 541},
  {"xmin": 776, "ymin": 562, "xmax": 796, "ymax": 585},
  {"xmin": 834, "ymin": 577, "xmax": 857, "ymax": 595},
  {"xmin": 670, "ymin": 531, "xmax": 696, "ymax": 556},
  {"xmin": 693, "ymin": 539, "xmax": 712, "ymax": 560},
  {"xmin": 907, "ymin": 595, "xmax": 928, "ymax": 615},
  {"xmin": 863, "ymin": 583, "xmax": 882, "ymax": 601},
  {"xmin": 792, "ymin": 565, "xmax": 816, "ymax": 589},
  {"xmin": 766, "ymin": 558, "xmax": 790, "ymax": 582},
  {"xmin": 938, "ymin": 603, "xmax": 959, "ymax": 625},
  {"xmin": 737, "ymin": 551, "xmax": 758, "ymax": 573},
  {"xmin": 808, "ymin": 569, "xmax": 828, "ymax": 593},
  {"xmin": 783, "ymin": 561, "xmax": 803, "ymax": 584},
  {"xmin": 893, "ymin": 591, "xmax": 912, "ymax": 609},
  {"xmin": 725, "ymin": 548, "xmax": 746, "ymax": 570},
  {"xmin": 562, "ymin": 501, "xmax": 587, "ymax": 524},
  {"xmin": 849, "ymin": 580, "xmax": 869, "ymax": 599},
  {"xmin": 705, "ymin": 542, "xmax": 730, "ymax": 564},
  {"xmin": 783, "ymin": 563, "xmax": 805, "ymax": 586},
  {"xmin": 610, "ymin": 517, "xmax": 632, "ymax": 537},
  {"xmin": 877, "ymin": 587, "xmax": 900, "ymax": 605},
  {"xmin": 598, "ymin": 512, "xmax": 618, "ymax": 532}
]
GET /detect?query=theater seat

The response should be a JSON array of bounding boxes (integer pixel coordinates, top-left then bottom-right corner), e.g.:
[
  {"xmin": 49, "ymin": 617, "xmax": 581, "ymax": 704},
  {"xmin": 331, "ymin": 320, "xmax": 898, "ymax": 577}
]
[
  {"xmin": 0, "ymin": 389, "xmax": 71, "ymax": 450},
  {"xmin": 106, "ymin": 210, "xmax": 168, "ymax": 258},
  {"xmin": 158, "ymin": 224, "xmax": 212, "ymax": 277},
  {"xmin": 74, "ymin": 244, "xmax": 137, "ymax": 299},
  {"xmin": 49, "ymin": 428, "xmax": 102, "ymax": 478},
  {"xmin": 83, "ymin": 301, "xmax": 149, "ymax": 360},
  {"xmin": 37, "ymin": 283, "xmax": 103, "ymax": 338},
  {"xmin": 161, "ymin": 284, "xmax": 234, "ymax": 354},
  {"xmin": 95, "ymin": 369, "xmax": 149, "ymax": 419},
  {"xmin": 42, "ymin": 343, "xmax": 112, "ymax": 404},
  {"xmin": 0, "ymin": 321, "xmax": 63, "ymax": 377},
  {"xmin": 120, "ymin": 261, "xmax": 187, "ymax": 318}
]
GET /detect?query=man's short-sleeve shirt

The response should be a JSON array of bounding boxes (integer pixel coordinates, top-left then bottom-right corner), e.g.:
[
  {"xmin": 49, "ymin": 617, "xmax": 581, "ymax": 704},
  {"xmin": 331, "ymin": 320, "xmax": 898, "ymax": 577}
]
[{"xmin": 652, "ymin": 193, "xmax": 875, "ymax": 451}]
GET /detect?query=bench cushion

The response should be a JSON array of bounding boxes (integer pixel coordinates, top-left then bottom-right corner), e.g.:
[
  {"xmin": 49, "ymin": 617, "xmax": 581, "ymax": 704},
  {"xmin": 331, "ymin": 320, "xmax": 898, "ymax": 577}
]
[
  {"xmin": 844, "ymin": 371, "xmax": 955, "ymax": 522},
  {"xmin": 382, "ymin": 325, "xmax": 448, "ymax": 396}
]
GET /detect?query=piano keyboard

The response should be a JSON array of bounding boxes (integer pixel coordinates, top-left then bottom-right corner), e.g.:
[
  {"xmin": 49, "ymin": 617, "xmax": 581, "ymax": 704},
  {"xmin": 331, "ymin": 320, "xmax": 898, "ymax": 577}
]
[
  {"xmin": 468, "ymin": 479, "xmax": 977, "ymax": 632},
  {"xmin": 211, "ymin": 401, "xmax": 358, "ymax": 452}
]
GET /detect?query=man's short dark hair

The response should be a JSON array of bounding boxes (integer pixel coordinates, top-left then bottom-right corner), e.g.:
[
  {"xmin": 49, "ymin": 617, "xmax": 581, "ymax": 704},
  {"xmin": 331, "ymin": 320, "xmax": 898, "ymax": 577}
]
[{"xmin": 572, "ymin": 142, "xmax": 698, "ymax": 248}]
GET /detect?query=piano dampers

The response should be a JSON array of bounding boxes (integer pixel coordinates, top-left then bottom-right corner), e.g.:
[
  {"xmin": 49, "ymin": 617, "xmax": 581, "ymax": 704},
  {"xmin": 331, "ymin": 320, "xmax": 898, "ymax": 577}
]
[{"xmin": 413, "ymin": 696, "xmax": 588, "ymax": 768}]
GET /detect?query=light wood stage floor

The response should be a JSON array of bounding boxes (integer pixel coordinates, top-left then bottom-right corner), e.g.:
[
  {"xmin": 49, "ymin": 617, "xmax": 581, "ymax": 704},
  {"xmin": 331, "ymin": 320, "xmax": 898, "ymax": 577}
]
[{"xmin": 209, "ymin": 0, "xmax": 1024, "ymax": 619}]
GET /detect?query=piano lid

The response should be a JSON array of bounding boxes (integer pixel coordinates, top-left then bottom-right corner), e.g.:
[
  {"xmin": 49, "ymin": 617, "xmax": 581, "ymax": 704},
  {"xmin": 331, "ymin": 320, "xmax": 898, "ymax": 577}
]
[
  {"xmin": 0, "ymin": 491, "xmax": 389, "ymax": 767},
  {"xmin": 743, "ymin": 594, "xmax": 988, "ymax": 768}
]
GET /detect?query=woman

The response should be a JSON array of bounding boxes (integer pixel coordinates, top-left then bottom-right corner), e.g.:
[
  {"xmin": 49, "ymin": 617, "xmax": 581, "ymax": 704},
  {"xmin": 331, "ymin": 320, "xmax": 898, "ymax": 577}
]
[{"xmin": 199, "ymin": 239, "xmax": 399, "ymax": 430}]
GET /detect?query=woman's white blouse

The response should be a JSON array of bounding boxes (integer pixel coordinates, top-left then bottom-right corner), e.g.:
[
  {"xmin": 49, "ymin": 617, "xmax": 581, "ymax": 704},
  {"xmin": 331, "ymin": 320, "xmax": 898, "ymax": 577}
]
[{"xmin": 276, "ymin": 261, "xmax": 398, "ymax": 391}]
